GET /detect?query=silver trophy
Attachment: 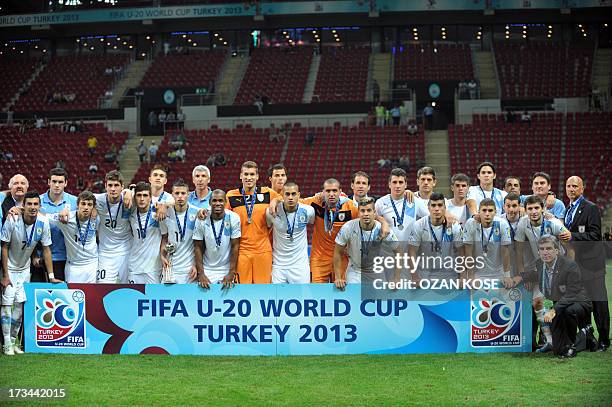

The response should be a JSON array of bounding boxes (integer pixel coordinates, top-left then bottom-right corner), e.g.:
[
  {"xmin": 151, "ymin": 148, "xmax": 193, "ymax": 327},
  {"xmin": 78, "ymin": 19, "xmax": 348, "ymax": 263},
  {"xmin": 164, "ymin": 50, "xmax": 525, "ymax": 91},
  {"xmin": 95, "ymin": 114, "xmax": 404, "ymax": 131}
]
[{"xmin": 162, "ymin": 243, "xmax": 177, "ymax": 284}]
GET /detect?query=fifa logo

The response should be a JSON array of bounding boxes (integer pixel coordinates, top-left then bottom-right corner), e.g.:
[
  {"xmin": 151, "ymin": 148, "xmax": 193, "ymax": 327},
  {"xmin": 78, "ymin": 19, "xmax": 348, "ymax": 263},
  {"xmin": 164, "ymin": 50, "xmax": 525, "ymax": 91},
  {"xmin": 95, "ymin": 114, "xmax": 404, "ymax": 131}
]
[
  {"xmin": 35, "ymin": 289, "xmax": 86, "ymax": 348},
  {"xmin": 470, "ymin": 289, "xmax": 521, "ymax": 347}
]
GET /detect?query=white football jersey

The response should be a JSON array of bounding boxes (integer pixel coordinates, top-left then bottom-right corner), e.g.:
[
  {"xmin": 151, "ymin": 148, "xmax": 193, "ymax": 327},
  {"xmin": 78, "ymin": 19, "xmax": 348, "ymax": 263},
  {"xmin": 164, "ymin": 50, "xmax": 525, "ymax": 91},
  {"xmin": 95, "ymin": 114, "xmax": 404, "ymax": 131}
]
[
  {"xmin": 1, "ymin": 215, "xmax": 52, "ymax": 271},
  {"xmin": 152, "ymin": 190, "xmax": 173, "ymax": 205},
  {"xmin": 163, "ymin": 205, "xmax": 199, "ymax": 274},
  {"xmin": 463, "ymin": 216, "xmax": 512, "ymax": 277},
  {"xmin": 467, "ymin": 186, "xmax": 507, "ymax": 214},
  {"xmin": 128, "ymin": 206, "xmax": 168, "ymax": 275},
  {"xmin": 514, "ymin": 215, "xmax": 567, "ymax": 260},
  {"xmin": 193, "ymin": 211, "xmax": 241, "ymax": 275},
  {"xmin": 49, "ymin": 211, "xmax": 99, "ymax": 267},
  {"xmin": 266, "ymin": 203, "xmax": 314, "ymax": 268},
  {"xmin": 445, "ymin": 199, "xmax": 470, "ymax": 226},
  {"xmin": 95, "ymin": 193, "xmax": 132, "ymax": 255},
  {"xmin": 335, "ymin": 219, "xmax": 398, "ymax": 273},
  {"xmin": 375, "ymin": 194, "xmax": 417, "ymax": 245}
]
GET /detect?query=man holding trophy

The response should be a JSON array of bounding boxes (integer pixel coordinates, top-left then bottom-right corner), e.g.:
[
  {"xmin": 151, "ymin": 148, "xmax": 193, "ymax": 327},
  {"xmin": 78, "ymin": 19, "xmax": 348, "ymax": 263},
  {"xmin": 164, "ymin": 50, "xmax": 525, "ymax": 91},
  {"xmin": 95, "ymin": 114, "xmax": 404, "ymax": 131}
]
[{"xmin": 161, "ymin": 180, "xmax": 199, "ymax": 284}]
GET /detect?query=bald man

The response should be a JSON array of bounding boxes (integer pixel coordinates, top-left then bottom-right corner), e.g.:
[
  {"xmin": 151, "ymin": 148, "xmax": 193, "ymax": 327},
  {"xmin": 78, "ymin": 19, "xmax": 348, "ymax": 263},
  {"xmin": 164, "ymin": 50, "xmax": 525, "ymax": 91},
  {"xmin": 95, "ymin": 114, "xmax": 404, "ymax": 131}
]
[
  {"xmin": 564, "ymin": 175, "xmax": 609, "ymax": 351},
  {"xmin": 1, "ymin": 174, "xmax": 29, "ymax": 225}
]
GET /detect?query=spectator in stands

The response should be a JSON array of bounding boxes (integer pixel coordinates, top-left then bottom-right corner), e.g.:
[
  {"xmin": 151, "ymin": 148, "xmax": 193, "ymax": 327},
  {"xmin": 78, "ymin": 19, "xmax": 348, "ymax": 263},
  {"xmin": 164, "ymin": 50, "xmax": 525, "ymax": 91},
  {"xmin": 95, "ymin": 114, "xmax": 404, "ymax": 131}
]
[
  {"xmin": 88, "ymin": 162, "xmax": 98, "ymax": 174},
  {"xmin": 376, "ymin": 158, "xmax": 391, "ymax": 169},
  {"xmin": 149, "ymin": 110, "xmax": 157, "ymax": 127},
  {"xmin": 60, "ymin": 120, "xmax": 70, "ymax": 132},
  {"xmin": 505, "ymin": 109, "xmax": 515, "ymax": 123},
  {"xmin": 93, "ymin": 177, "xmax": 104, "ymax": 193},
  {"xmin": 390, "ymin": 105, "xmax": 401, "ymax": 126},
  {"xmin": 207, "ymin": 153, "xmax": 227, "ymax": 168},
  {"xmin": 149, "ymin": 142, "xmax": 159, "ymax": 163},
  {"xmin": 54, "ymin": 160, "xmax": 65, "ymax": 170},
  {"xmin": 521, "ymin": 110, "xmax": 531, "ymax": 125},
  {"xmin": 35, "ymin": 116, "xmax": 44, "ymax": 129},
  {"xmin": 375, "ymin": 103, "xmax": 385, "ymax": 127},
  {"xmin": 77, "ymin": 120, "xmax": 85, "ymax": 133},
  {"xmin": 87, "ymin": 135, "xmax": 98, "ymax": 157},
  {"xmin": 177, "ymin": 110, "xmax": 186, "ymax": 130},
  {"xmin": 104, "ymin": 67, "xmax": 114, "ymax": 76},
  {"xmin": 168, "ymin": 150, "xmax": 178, "ymax": 162},
  {"xmin": 76, "ymin": 176, "xmax": 85, "ymax": 191},
  {"xmin": 458, "ymin": 81, "xmax": 468, "ymax": 99},
  {"xmin": 167, "ymin": 111, "xmax": 176, "ymax": 127},
  {"xmin": 407, "ymin": 120, "xmax": 418, "ymax": 136},
  {"xmin": 398, "ymin": 155, "xmax": 410, "ymax": 172},
  {"xmin": 254, "ymin": 94, "xmax": 264, "ymax": 114},
  {"xmin": 304, "ymin": 130, "xmax": 315, "ymax": 146},
  {"xmin": 137, "ymin": 139, "xmax": 147, "ymax": 163},
  {"xmin": 1, "ymin": 150, "xmax": 13, "ymax": 161},
  {"xmin": 6, "ymin": 109, "xmax": 13, "ymax": 126},
  {"xmin": 158, "ymin": 110, "xmax": 167, "ymax": 125},
  {"xmin": 399, "ymin": 103, "xmax": 408, "ymax": 125},
  {"xmin": 423, "ymin": 103, "xmax": 434, "ymax": 130},
  {"xmin": 176, "ymin": 147, "xmax": 186, "ymax": 162},
  {"xmin": 114, "ymin": 66, "xmax": 123, "ymax": 76},
  {"xmin": 468, "ymin": 80, "xmax": 478, "ymax": 99},
  {"xmin": 105, "ymin": 144, "xmax": 118, "ymax": 163},
  {"xmin": 164, "ymin": 42, "xmax": 170, "ymax": 55}
]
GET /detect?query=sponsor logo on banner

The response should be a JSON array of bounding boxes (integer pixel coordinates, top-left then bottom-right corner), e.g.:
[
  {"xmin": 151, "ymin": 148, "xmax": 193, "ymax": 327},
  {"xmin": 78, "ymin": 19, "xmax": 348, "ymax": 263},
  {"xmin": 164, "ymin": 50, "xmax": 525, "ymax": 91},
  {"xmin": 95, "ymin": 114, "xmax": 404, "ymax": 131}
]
[
  {"xmin": 35, "ymin": 289, "xmax": 86, "ymax": 348},
  {"xmin": 470, "ymin": 288, "xmax": 521, "ymax": 347}
]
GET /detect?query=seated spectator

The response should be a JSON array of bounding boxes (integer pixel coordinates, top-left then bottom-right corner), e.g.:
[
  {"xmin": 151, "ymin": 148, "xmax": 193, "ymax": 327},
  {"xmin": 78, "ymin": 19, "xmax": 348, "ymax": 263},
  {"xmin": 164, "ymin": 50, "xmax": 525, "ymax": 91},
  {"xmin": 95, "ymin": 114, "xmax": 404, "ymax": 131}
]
[
  {"xmin": 521, "ymin": 109, "xmax": 531, "ymax": 124},
  {"xmin": 407, "ymin": 121, "xmax": 418, "ymax": 135},
  {"xmin": 88, "ymin": 162, "xmax": 98, "ymax": 174},
  {"xmin": 304, "ymin": 130, "xmax": 315, "ymax": 146},
  {"xmin": 93, "ymin": 178, "xmax": 104, "ymax": 193},
  {"xmin": 176, "ymin": 147, "xmax": 186, "ymax": 162},
  {"xmin": 214, "ymin": 153, "xmax": 227, "ymax": 167},
  {"xmin": 76, "ymin": 176, "xmax": 85, "ymax": 191},
  {"xmin": 87, "ymin": 136, "xmax": 98, "ymax": 156},
  {"xmin": 376, "ymin": 158, "xmax": 391, "ymax": 169},
  {"xmin": 398, "ymin": 155, "xmax": 410, "ymax": 172},
  {"xmin": 168, "ymin": 150, "xmax": 178, "ymax": 162},
  {"xmin": 254, "ymin": 94, "xmax": 264, "ymax": 114},
  {"xmin": 1, "ymin": 150, "xmax": 13, "ymax": 161}
]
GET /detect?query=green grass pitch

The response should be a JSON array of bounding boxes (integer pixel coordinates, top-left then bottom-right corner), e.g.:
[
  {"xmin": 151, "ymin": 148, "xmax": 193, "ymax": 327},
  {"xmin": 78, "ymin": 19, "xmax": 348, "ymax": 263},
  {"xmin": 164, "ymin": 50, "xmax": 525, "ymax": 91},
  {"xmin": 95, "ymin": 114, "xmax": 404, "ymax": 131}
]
[{"xmin": 2, "ymin": 263, "xmax": 611, "ymax": 406}]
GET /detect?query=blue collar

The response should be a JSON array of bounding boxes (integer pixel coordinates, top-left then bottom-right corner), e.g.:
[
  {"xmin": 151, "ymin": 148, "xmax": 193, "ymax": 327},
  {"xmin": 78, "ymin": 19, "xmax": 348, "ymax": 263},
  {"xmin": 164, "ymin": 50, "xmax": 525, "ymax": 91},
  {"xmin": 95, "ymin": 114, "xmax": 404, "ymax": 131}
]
[{"xmin": 43, "ymin": 191, "xmax": 66, "ymax": 206}]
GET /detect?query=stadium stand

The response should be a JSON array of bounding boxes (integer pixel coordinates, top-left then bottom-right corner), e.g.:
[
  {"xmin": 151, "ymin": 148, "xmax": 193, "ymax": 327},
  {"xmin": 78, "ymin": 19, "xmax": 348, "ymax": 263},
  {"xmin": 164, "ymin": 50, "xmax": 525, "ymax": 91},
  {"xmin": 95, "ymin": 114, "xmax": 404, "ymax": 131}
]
[
  {"xmin": 0, "ymin": 123, "xmax": 128, "ymax": 194},
  {"xmin": 234, "ymin": 47, "xmax": 313, "ymax": 105},
  {"xmin": 13, "ymin": 53, "xmax": 130, "ymax": 112},
  {"xmin": 563, "ymin": 112, "xmax": 612, "ymax": 210},
  {"xmin": 139, "ymin": 49, "xmax": 227, "ymax": 88},
  {"xmin": 449, "ymin": 112, "xmax": 563, "ymax": 193},
  {"xmin": 312, "ymin": 46, "xmax": 370, "ymax": 102},
  {"xmin": 494, "ymin": 42, "xmax": 594, "ymax": 99},
  {"xmin": 0, "ymin": 57, "xmax": 39, "ymax": 110},
  {"xmin": 394, "ymin": 43, "xmax": 474, "ymax": 81},
  {"xmin": 133, "ymin": 123, "xmax": 424, "ymax": 198}
]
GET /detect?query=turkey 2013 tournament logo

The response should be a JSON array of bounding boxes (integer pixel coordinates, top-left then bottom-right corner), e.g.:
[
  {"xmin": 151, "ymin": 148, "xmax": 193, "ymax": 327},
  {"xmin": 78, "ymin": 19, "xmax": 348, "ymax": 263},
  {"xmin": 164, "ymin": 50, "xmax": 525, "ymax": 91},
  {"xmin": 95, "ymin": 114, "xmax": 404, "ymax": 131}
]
[
  {"xmin": 35, "ymin": 289, "xmax": 86, "ymax": 348},
  {"xmin": 470, "ymin": 289, "xmax": 521, "ymax": 347}
]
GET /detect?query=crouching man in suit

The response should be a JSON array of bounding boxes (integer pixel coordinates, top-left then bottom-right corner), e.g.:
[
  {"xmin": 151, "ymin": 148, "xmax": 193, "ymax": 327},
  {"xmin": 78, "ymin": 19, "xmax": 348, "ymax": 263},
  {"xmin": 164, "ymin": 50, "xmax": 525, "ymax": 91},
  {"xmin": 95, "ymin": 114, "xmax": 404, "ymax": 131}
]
[{"xmin": 510, "ymin": 235, "xmax": 596, "ymax": 358}]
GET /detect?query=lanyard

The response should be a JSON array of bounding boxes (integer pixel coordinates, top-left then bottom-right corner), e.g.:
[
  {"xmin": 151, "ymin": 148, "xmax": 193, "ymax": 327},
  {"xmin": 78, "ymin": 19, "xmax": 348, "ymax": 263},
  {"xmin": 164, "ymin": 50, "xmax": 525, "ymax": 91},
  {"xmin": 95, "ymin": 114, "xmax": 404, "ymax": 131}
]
[
  {"xmin": 175, "ymin": 208, "xmax": 188, "ymax": 241},
  {"xmin": 23, "ymin": 217, "xmax": 37, "ymax": 247},
  {"xmin": 390, "ymin": 196, "xmax": 407, "ymax": 230},
  {"xmin": 481, "ymin": 222, "xmax": 495, "ymax": 253},
  {"xmin": 241, "ymin": 187, "xmax": 257, "ymax": 224},
  {"xmin": 506, "ymin": 218, "xmax": 516, "ymax": 241},
  {"xmin": 541, "ymin": 262, "xmax": 555, "ymax": 298},
  {"xmin": 360, "ymin": 225, "xmax": 376, "ymax": 256},
  {"xmin": 284, "ymin": 206, "xmax": 298, "ymax": 241},
  {"xmin": 324, "ymin": 201, "xmax": 342, "ymax": 234},
  {"xmin": 158, "ymin": 191, "xmax": 165, "ymax": 202},
  {"xmin": 564, "ymin": 196, "xmax": 583, "ymax": 227},
  {"xmin": 210, "ymin": 215, "xmax": 225, "ymax": 248},
  {"xmin": 106, "ymin": 195, "xmax": 123, "ymax": 229},
  {"xmin": 137, "ymin": 206, "xmax": 152, "ymax": 239},
  {"xmin": 428, "ymin": 217, "xmax": 445, "ymax": 252},
  {"xmin": 75, "ymin": 215, "xmax": 91, "ymax": 249}
]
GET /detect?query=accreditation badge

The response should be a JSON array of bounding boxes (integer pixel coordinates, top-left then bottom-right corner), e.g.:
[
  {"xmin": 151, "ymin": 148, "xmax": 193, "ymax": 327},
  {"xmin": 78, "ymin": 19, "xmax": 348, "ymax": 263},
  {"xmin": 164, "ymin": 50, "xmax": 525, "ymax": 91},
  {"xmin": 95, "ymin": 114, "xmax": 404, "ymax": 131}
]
[{"xmin": 578, "ymin": 225, "xmax": 585, "ymax": 233}]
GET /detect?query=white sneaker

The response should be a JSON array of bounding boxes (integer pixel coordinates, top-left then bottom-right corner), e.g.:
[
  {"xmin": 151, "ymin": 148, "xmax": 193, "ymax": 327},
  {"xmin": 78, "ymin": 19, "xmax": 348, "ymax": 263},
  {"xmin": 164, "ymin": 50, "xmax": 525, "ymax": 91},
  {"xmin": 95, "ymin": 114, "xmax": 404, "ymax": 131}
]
[
  {"xmin": 3, "ymin": 344, "xmax": 14, "ymax": 356},
  {"xmin": 12, "ymin": 344, "xmax": 24, "ymax": 354}
]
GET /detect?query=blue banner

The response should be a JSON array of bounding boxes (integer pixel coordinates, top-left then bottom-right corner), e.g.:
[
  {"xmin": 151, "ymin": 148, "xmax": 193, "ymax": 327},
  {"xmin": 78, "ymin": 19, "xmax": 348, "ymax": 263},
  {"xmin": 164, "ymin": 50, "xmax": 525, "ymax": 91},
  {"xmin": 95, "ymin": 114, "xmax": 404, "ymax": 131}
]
[{"xmin": 24, "ymin": 283, "xmax": 532, "ymax": 355}]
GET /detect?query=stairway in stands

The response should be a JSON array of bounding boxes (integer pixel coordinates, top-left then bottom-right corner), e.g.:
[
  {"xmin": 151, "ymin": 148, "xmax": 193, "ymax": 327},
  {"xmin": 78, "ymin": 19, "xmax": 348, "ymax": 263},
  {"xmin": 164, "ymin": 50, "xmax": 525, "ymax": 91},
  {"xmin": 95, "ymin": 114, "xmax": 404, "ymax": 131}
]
[
  {"xmin": 111, "ymin": 59, "xmax": 152, "ymax": 108},
  {"xmin": 214, "ymin": 54, "xmax": 250, "ymax": 105},
  {"xmin": 424, "ymin": 130, "xmax": 451, "ymax": 195},
  {"xmin": 473, "ymin": 51, "xmax": 499, "ymax": 99},
  {"xmin": 120, "ymin": 135, "xmax": 165, "ymax": 183},
  {"xmin": 369, "ymin": 53, "xmax": 392, "ymax": 102}
]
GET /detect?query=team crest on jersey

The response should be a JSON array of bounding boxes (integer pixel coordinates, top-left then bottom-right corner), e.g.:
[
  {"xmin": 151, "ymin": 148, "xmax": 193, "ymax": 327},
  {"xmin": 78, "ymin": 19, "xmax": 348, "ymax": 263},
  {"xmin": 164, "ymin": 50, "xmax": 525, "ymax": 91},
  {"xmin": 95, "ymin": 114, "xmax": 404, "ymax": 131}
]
[
  {"xmin": 338, "ymin": 213, "xmax": 346, "ymax": 221},
  {"xmin": 190, "ymin": 214, "xmax": 196, "ymax": 222},
  {"xmin": 36, "ymin": 227, "xmax": 43, "ymax": 236},
  {"xmin": 299, "ymin": 214, "xmax": 306, "ymax": 223},
  {"xmin": 35, "ymin": 289, "xmax": 86, "ymax": 348},
  {"xmin": 470, "ymin": 289, "xmax": 521, "ymax": 347},
  {"xmin": 257, "ymin": 194, "xmax": 264, "ymax": 202},
  {"xmin": 494, "ymin": 226, "xmax": 500, "ymax": 236},
  {"xmin": 545, "ymin": 226, "xmax": 552, "ymax": 234}
]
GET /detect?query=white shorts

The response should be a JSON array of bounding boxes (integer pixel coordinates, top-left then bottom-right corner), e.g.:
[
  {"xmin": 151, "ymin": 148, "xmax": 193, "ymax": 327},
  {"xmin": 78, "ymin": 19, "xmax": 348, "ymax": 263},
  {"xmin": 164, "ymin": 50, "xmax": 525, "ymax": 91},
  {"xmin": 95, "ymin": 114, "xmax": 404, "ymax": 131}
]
[
  {"xmin": 171, "ymin": 273, "xmax": 195, "ymax": 284},
  {"xmin": 272, "ymin": 265, "xmax": 310, "ymax": 284},
  {"xmin": 128, "ymin": 272, "xmax": 161, "ymax": 284},
  {"xmin": 204, "ymin": 268, "xmax": 229, "ymax": 285},
  {"xmin": 1, "ymin": 268, "xmax": 29, "ymax": 305},
  {"xmin": 65, "ymin": 262, "xmax": 97, "ymax": 283},
  {"xmin": 97, "ymin": 253, "xmax": 129, "ymax": 284}
]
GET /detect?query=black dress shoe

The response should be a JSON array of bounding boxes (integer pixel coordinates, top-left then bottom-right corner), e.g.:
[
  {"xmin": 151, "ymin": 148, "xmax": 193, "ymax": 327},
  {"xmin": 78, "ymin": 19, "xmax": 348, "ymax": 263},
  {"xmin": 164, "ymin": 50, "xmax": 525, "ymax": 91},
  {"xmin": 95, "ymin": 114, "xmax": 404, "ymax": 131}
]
[
  {"xmin": 596, "ymin": 342, "xmax": 609, "ymax": 352},
  {"xmin": 559, "ymin": 347, "xmax": 577, "ymax": 359}
]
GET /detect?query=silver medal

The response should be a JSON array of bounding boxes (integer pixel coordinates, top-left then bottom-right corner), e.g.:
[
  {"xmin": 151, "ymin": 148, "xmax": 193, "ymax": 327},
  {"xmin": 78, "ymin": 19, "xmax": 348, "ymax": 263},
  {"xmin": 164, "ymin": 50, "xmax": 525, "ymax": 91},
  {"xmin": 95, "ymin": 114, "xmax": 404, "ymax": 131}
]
[{"xmin": 398, "ymin": 224, "xmax": 404, "ymax": 230}]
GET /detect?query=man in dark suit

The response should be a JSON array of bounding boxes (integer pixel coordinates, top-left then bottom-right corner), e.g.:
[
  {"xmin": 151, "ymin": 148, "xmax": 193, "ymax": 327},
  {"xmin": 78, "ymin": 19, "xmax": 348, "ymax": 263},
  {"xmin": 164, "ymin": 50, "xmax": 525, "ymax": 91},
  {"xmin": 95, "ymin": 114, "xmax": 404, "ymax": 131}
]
[
  {"xmin": 565, "ymin": 176, "xmax": 609, "ymax": 351},
  {"xmin": 511, "ymin": 235, "xmax": 595, "ymax": 357}
]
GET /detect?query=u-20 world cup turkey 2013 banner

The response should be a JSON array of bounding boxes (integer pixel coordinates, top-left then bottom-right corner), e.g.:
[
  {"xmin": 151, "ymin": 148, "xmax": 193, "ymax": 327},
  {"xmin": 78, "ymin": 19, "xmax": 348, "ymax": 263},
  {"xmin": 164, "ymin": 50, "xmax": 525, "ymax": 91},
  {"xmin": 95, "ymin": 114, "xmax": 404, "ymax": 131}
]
[{"xmin": 24, "ymin": 283, "xmax": 532, "ymax": 355}]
